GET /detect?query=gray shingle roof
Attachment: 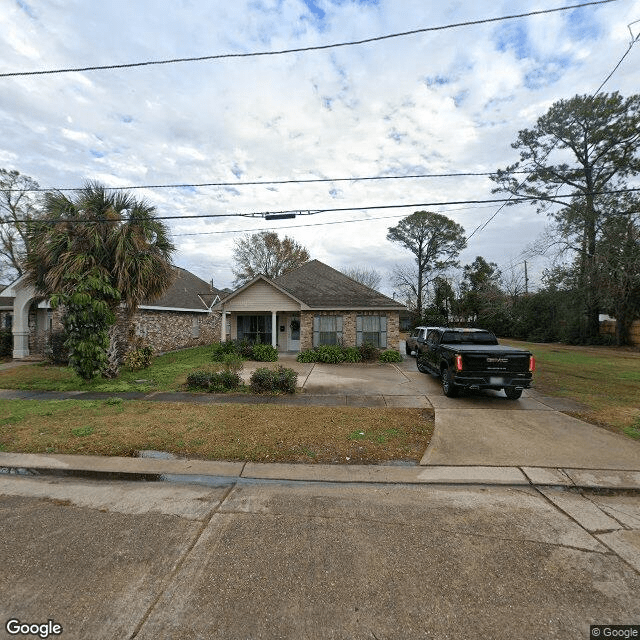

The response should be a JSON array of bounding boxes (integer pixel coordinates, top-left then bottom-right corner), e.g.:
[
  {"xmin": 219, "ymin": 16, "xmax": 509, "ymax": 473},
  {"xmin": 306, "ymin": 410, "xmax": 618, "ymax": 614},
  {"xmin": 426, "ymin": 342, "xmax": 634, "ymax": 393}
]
[
  {"xmin": 274, "ymin": 260, "xmax": 404, "ymax": 309},
  {"xmin": 143, "ymin": 267, "xmax": 223, "ymax": 310}
]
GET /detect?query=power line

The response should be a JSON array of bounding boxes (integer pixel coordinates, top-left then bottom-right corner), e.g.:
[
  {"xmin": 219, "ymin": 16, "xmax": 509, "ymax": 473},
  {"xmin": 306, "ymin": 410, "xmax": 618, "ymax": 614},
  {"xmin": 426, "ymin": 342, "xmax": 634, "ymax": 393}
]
[
  {"xmin": 10, "ymin": 170, "xmax": 528, "ymax": 193},
  {"xmin": 467, "ymin": 19, "xmax": 640, "ymax": 242},
  {"xmin": 12, "ymin": 187, "xmax": 640, "ymax": 225},
  {"xmin": 174, "ymin": 204, "xmax": 505, "ymax": 237},
  {"xmin": 0, "ymin": 1, "xmax": 616, "ymax": 78}
]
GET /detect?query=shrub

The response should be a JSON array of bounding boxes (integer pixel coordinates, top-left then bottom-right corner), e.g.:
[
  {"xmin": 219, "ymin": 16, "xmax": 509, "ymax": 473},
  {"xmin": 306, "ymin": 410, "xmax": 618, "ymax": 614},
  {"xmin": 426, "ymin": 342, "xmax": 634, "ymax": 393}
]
[
  {"xmin": 358, "ymin": 341, "xmax": 380, "ymax": 362},
  {"xmin": 124, "ymin": 346, "xmax": 154, "ymax": 371},
  {"xmin": 234, "ymin": 338, "xmax": 254, "ymax": 358},
  {"xmin": 46, "ymin": 331, "xmax": 70, "ymax": 365},
  {"xmin": 211, "ymin": 341, "xmax": 239, "ymax": 361},
  {"xmin": 0, "ymin": 328, "xmax": 12, "ymax": 358},
  {"xmin": 315, "ymin": 344, "xmax": 345, "ymax": 363},
  {"xmin": 250, "ymin": 366, "xmax": 298, "ymax": 394},
  {"xmin": 379, "ymin": 349, "xmax": 403, "ymax": 363},
  {"xmin": 297, "ymin": 349, "xmax": 319, "ymax": 363},
  {"xmin": 186, "ymin": 369, "xmax": 242, "ymax": 392},
  {"xmin": 186, "ymin": 370, "xmax": 213, "ymax": 390},
  {"xmin": 209, "ymin": 370, "xmax": 242, "ymax": 392},
  {"xmin": 251, "ymin": 343, "xmax": 279, "ymax": 362},
  {"xmin": 342, "ymin": 347, "xmax": 362, "ymax": 363},
  {"xmin": 221, "ymin": 353, "xmax": 244, "ymax": 373}
]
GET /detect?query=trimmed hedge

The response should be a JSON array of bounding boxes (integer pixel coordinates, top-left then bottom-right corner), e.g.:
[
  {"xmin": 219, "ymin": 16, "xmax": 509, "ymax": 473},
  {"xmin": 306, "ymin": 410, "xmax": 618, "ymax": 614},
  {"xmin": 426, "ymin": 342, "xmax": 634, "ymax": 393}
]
[
  {"xmin": 379, "ymin": 349, "xmax": 403, "ymax": 363},
  {"xmin": 186, "ymin": 369, "xmax": 242, "ymax": 392},
  {"xmin": 296, "ymin": 344, "xmax": 401, "ymax": 364},
  {"xmin": 211, "ymin": 340, "xmax": 279, "ymax": 362},
  {"xmin": 250, "ymin": 366, "xmax": 298, "ymax": 394},
  {"xmin": 251, "ymin": 343, "xmax": 278, "ymax": 362}
]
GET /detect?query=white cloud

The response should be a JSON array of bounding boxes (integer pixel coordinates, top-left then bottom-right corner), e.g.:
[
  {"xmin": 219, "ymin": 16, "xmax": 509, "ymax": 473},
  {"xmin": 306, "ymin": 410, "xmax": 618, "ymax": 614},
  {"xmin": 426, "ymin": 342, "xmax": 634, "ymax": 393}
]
[{"xmin": 0, "ymin": 0, "xmax": 639, "ymax": 291}]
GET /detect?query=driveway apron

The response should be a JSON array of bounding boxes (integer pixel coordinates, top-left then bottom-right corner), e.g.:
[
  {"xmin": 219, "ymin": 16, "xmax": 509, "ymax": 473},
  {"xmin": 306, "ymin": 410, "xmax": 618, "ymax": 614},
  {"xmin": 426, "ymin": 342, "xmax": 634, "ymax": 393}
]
[{"xmin": 420, "ymin": 389, "xmax": 640, "ymax": 470}]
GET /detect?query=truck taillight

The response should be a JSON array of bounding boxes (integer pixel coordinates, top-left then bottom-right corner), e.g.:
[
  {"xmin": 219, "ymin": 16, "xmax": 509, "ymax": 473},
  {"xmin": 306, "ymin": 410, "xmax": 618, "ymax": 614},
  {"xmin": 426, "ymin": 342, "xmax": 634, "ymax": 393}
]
[
  {"xmin": 529, "ymin": 355, "xmax": 536, "ymax": 372},
  {"xmin": 455, "ymin": 354, "xmax": 463, "ymax": 371}
]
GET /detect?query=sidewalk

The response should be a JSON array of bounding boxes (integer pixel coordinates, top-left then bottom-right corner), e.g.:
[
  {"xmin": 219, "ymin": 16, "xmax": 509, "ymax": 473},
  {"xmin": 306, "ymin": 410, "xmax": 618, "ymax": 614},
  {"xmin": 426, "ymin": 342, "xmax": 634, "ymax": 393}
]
[{"xmin": 2, "ymin": 451, "xmax": 640, "ymax": 491}]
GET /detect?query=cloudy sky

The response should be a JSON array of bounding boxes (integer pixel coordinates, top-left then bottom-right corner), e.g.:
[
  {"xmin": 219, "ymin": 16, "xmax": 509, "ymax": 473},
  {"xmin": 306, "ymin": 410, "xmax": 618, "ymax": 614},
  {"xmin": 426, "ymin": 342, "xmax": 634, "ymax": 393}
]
[{"xmin": 1, "ymin": 0, "xmax": 639, "ymax": 294}]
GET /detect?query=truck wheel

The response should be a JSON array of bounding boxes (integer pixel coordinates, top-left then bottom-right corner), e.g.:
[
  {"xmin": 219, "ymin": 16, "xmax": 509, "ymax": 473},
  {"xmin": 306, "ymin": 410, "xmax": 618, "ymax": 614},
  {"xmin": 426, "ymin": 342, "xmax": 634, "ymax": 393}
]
[
  {"xmin": 417, "ymin": 358, "xmax": 429, "ymax": 374},
  {"xmin": 504, "ymin": 387, "xmax": 522, "ymax": 400},
  {"xmin": 441, "ymin": 368, "xmax": 458, "ymax": 398}
]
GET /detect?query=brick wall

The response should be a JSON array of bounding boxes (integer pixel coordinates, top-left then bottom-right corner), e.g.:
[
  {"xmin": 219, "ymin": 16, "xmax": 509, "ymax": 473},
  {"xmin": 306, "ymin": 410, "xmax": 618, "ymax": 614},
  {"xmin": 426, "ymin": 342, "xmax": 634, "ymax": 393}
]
[{"xmin": 300, "ymin": 310, "xmax": 400, "ymax": 351}]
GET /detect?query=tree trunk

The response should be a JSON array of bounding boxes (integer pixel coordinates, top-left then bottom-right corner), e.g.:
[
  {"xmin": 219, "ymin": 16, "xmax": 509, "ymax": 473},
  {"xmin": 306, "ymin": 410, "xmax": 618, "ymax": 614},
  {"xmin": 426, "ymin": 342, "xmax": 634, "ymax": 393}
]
[{"xmin": 103, "ymin": 326, "xmax": 120, "ymax": 378}]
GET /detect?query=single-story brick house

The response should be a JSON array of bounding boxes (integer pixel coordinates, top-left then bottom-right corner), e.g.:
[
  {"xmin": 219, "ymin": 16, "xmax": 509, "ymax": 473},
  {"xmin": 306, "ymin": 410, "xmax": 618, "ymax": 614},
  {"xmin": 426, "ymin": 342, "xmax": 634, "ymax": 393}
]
[
  {"xmin": 214, "ymin": 259, "xmax": 406, "ymax": 352},
  {"xmin": 0, "ymin": 267, "xmax": 224, "ymax": 359}
]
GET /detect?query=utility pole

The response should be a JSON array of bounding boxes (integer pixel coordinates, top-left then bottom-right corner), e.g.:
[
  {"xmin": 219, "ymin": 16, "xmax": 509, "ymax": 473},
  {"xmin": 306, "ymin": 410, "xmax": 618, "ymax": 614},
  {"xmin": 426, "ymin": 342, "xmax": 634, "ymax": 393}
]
[{"xmin": 524, "ymin": 260, "xmax": 529, "ymax": 295}]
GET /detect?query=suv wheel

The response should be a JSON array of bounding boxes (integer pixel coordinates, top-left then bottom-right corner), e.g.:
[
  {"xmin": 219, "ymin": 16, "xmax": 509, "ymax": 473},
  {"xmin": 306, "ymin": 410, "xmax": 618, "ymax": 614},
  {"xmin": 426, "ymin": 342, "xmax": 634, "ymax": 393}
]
[{"xmin": 441, "ymin": 368, "xmax": 458, "ymax": 397}]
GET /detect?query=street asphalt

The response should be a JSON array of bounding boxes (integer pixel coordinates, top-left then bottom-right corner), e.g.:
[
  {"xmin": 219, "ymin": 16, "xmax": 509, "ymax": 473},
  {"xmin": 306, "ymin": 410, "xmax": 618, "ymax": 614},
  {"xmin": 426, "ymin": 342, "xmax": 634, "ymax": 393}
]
[{"xmin": 1, "ymin": 349, "xmax": 639, "ymax": 638}]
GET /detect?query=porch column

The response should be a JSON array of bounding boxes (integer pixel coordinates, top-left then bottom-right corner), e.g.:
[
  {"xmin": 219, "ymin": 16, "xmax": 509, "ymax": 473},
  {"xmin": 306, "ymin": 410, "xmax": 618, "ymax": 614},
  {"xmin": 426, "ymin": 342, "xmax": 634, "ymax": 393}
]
[
  {"xmin": 271, "ymin": 311, "xmax": 277, "ymax": 348},
  {"xmin": 12, "ymin": 287, "xmax": 33, "ymax": 359},
  {"xmin": 220, "ymin": 309, "xmax": 226, "ymax": 343},
  {"xmin": 12, "ymin": 331, "xmax": 30, "ymax": 359}
]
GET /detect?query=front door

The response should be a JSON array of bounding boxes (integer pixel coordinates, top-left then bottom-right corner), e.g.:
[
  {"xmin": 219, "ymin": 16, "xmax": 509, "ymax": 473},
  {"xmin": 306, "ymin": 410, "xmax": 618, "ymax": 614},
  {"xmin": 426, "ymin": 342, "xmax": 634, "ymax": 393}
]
[{"xmin": 288, "ymin": 315, "xmax": 300, "ymax": 351}]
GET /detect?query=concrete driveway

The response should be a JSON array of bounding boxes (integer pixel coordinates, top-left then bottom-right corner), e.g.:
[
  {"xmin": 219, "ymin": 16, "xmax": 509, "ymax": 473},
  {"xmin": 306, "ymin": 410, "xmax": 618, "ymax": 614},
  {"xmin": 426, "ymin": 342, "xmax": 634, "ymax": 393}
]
[
  {"xmin": 409, "ymin": 356, "xmax": 640, "ymax": 471},
  {"xmin": 241, "ymin": 353, "xmax": 434, "ymax": 408},
  {"xmin": 243, "ymin": 349, "xmax": 640, "ymax": 472}
]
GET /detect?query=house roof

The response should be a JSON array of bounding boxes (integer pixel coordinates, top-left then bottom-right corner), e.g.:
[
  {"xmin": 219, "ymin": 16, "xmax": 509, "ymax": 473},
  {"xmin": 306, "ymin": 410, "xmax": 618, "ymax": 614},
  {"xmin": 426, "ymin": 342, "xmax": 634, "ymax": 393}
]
[
  {"xmin": 142, "ymin": 267, "xmax": 223, "ymax": 311},
  {"xmin": 274, "ymin": 260, "xmax": 404, "ymax": 310},
  {"xmin": 0, "ymin": 268, "xmax": 223, "ymax": 313}
]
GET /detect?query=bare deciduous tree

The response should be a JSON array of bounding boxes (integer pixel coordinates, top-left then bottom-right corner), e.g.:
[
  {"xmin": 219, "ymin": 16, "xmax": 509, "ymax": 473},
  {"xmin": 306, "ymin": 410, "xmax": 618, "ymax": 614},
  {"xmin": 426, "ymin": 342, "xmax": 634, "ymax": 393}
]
[
  {"xmin": 0, "ymin": 169, "xmax": 42, "ymax": 278},
  {"xmin": 232, "ymin": 231, "xmax": 310, "ymax": 287},
  {"xmin": 341, "ymin": 265, "xmax": 382, "ymax": 290}
]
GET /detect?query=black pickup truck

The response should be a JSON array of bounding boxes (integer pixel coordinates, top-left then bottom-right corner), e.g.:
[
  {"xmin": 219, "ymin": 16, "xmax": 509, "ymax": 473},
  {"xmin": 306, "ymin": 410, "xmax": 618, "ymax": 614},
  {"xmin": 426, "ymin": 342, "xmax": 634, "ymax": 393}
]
[{"xmin": 415, "ymin": 327, "xmax": 535, "ymax": 399}]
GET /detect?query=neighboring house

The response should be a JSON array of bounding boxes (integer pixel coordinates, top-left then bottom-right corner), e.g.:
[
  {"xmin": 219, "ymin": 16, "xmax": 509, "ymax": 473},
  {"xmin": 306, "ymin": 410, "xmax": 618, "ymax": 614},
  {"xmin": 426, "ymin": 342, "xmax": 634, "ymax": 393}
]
[
  {"xmin": 214, "ymin": 259, "xmax": 406, "ymax": 352},
  {"xmin": 0, "ymin": 285, "xmax": 13, "ymax": 330},
  {"xmin": 0, "ymin": 267, "xmax": 224, "ymax": 359}
]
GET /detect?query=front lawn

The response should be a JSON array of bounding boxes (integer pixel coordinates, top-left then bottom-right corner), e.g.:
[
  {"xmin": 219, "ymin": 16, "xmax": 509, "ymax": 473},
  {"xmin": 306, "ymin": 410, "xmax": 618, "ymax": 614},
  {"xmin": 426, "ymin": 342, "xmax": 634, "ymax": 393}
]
[
  {"xmin": 0, "ymin": 398, "xmax": 434, "ymax": 464},
  {"xmin": 0, "ymin": 345, "xmax": 223, "ymax": 393},
  {"xmin": 502, "ymin": 340, "xmax": 640, "ymax": 436}
]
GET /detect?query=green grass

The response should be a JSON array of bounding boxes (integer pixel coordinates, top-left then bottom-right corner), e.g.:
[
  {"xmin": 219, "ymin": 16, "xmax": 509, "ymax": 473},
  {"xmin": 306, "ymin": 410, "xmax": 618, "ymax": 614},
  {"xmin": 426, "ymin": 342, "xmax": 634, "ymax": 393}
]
[
  {"xmin": 502, "ymin": 340, "xmax": 640, "ymax": 436},
  {"xmin": 0, "ymin": 345, "xmax": 220, "ymax": 393},
  {"xmin": 623, "ymin": 418, "xmax": 640, "ymax": 440}
]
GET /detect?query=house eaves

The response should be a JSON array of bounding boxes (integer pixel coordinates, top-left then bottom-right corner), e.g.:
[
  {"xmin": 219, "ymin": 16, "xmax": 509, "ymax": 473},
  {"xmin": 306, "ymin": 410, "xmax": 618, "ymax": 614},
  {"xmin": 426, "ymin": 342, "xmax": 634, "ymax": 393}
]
[{"xmin": 138, "ymin": 305, "xmax": 212, "ymax": 314}]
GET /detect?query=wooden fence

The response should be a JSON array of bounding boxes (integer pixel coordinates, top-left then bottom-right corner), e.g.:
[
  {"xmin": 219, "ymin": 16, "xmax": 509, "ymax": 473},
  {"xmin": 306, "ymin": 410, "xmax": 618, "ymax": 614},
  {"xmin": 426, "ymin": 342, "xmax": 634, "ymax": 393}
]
[{"xmin": 600, "ymin": 320, "xmax": 640, "ymax": 346}]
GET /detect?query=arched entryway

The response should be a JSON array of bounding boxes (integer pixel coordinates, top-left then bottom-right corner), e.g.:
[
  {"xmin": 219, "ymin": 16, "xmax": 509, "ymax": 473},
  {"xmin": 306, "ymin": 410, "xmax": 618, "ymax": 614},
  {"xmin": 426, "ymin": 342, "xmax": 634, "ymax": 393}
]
[{"xmin": 1, "ymin": 277, "xmax": 50, "ymax": 360}]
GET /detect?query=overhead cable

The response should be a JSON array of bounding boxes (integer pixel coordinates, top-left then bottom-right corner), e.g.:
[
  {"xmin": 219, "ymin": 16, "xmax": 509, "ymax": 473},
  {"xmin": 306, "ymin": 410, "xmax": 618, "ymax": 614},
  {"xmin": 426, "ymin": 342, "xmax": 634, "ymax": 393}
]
[
  {"xmin": 9, "ymin": 187, "xmax": 640, "ymax": 225},
  {"xmin": 9, "ymin": 170, "xmax": 528, "ymax": 193},
  {"xmin": 0, "ymin": 0, "xmax": 616, "ymax": 78}
]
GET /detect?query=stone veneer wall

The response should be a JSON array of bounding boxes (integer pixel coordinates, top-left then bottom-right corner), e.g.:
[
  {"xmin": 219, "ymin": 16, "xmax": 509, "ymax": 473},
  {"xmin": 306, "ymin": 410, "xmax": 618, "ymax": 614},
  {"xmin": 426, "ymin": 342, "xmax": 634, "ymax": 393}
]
[
  {"xmin": 299, "ymin": 310, "xmax": 400, "ymax": 351},
  {"xmin": 125, "ymin": 309, "xmax": 221, "ymax": 354}
]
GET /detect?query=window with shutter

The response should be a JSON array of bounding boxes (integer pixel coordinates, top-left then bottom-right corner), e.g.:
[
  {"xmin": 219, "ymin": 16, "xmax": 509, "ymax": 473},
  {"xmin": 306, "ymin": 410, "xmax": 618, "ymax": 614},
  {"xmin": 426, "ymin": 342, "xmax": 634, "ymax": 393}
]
[
  {"xmin": 356, "ymin": 315, "xmax": 387, "ymax": 348},
  {"xmin": 313, "ymin": 315, "xmax": 343, "ymax": 346}
]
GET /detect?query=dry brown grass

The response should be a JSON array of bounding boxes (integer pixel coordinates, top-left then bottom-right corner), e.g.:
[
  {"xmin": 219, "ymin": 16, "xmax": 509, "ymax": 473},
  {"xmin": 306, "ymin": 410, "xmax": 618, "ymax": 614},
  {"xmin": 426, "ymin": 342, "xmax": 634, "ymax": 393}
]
[{"xmin": 0, "ymin": 398, "xmax": 434, "ymax": 464}]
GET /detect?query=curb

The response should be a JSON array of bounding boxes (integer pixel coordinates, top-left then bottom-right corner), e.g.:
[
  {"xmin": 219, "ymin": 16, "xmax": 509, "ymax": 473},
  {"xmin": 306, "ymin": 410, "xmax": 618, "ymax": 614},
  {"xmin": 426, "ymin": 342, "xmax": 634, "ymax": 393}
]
[{"xmin": 2, "ymin": 452, "xmax": 640, "ymax": 490}]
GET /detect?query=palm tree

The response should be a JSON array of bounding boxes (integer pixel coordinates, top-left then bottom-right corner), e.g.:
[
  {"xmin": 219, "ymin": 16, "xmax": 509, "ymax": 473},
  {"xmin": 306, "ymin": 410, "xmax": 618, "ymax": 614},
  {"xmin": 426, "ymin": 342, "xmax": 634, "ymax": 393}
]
[{"xmin": 25, "ymin": 182, "xmax": 175, "ymax": 376}]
